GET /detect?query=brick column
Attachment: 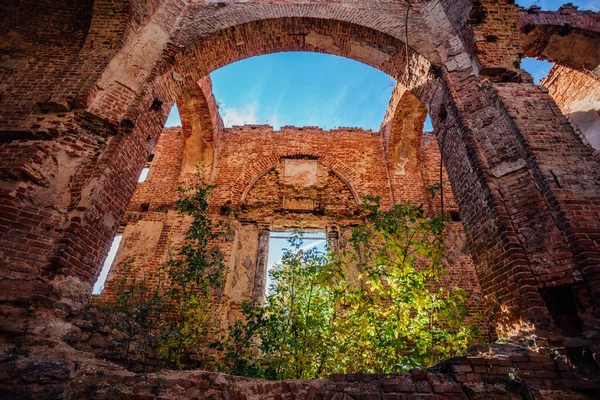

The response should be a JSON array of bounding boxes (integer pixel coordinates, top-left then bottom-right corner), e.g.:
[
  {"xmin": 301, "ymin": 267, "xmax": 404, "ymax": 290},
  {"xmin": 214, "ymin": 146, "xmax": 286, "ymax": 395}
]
[
  {"xmin": 252, "ymin": 227, "xmax": 270, "ymax": 306},
  {"xmin": 494, "ymin": 82, "xmax": 600, "ymax": 320},
  {"xmin": 327, "ymin": 226, "xmax": 340, "ymax": 253},
  {"xmin": 436, "ymin": 72, "xmax": 600, "ymax": 340}
]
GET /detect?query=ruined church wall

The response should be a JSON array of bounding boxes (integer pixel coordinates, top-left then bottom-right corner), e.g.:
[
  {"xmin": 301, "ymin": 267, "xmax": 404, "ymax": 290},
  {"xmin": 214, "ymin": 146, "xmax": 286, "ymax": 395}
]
[
  {"xmin": 542, "ymin": 65, "xmax": 600, "ymax": 159},
  {"xmin": 94, "ymin": 124, "xmax": 483, "ymax": 336}
]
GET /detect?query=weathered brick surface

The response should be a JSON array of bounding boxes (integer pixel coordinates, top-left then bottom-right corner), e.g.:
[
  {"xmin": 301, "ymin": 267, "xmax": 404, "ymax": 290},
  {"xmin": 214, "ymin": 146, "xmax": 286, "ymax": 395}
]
[
  {"xmin": 1, "ymin": 0, "xmax": 600, "ymax": 396},
  {"xmin": 520, "ymin": 5, "xmax": 600, "ymax": 76},
  {"xmin": 98, "ymin": 122, "xmax": 483, "ymax": 332},
  {"xmin": 1, "ymin": 343, "xmax": 598, "ymax": 399},
  {"xmin": 541, "ymin": 65, "xmax": 600, "ymax": 160},
  {"xmin": 469, "ymin": 0, "xmax": 524, "ymax": 76}
]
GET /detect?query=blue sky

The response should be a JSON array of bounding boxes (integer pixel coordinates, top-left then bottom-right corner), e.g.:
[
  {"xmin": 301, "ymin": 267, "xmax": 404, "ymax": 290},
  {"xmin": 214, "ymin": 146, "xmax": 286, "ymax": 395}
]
[
  {"xmin": 166, "ymin": 52, "xmax": 395, "ymax": 131},
  {"xmin": 164, "ymin": 0, "xmax": 595, "ymax": 132},
  {"xmin": 515, "ymin": 0, "xmax": 598, "ymax": 11},
  {"xmin": 211, "ymin": 52, "xmax": 396, "ymax": 131}
]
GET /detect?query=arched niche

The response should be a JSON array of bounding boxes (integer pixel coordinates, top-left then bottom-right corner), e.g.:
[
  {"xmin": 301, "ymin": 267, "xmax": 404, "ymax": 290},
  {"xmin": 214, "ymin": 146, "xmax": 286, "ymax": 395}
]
[{"xmin": 239, "ymin": 158, "xmax": 359, "ymax": 221}]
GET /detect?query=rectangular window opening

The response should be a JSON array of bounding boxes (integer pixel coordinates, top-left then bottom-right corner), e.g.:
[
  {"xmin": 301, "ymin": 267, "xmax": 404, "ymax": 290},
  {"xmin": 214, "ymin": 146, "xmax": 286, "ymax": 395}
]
[
  {"xmin": 265, "ymin": 230, "xmax": 326, "ymax": 292},
  {"xmin": 539, "ymin": 285, "xmax": 582, "ymax": 337},
  {"xmin": 92, "ymin": 234, "xmax": 123, "ymax": 295},
  {"xmin": 138, "ymin": 154, "xmax": 154, "ymax": 183},
  {"xmin": 138, "ymin": 167, "xmax": 150, "ymax": 183}
]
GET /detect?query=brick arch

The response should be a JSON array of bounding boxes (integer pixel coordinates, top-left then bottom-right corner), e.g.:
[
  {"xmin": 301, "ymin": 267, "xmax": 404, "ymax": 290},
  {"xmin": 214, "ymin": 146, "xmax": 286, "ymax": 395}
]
[
  {"xmin": 234, "ymin": 154, "xmax": 361, "ymax": 208},
  {"xmin": 379, "ymin": 85, "xmax": 428, "ymax": 205},
  {"xmin": 55, "ymin": 7, "xmax": 484, "ymax": 312},
  {"xmin": 9, "ymin": 0, "xmax": 600, "ymax": 343},
  {"xmin": 94, "ymin": 5, "xmax": 448, "ymax": 128},
  {"xmin": 519, "ymin": 7, "xmax": 600, "ymax": 77}
]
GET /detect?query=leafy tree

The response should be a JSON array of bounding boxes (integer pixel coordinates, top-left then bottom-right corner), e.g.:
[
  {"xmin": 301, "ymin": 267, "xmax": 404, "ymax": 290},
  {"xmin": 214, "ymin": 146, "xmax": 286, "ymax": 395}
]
[
  {"xmin": 332, "ymin": 197, "xmax": 476, "ymax": 372},
  {"xmin": 217, "ymin": 198, "xmax": 478, "ymax": 378},
  {"xmin": 101, "ymin": 181, "xmax": 477, "ymax": 376}
]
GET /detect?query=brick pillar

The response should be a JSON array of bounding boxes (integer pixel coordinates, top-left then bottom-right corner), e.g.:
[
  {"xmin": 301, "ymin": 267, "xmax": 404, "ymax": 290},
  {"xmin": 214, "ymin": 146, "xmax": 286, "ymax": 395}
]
[
  {"xmin": 494, "ymin": 82, "xmax": 600, "ymax": 321},
  {"xmin": 437, "ymin": 73, "xmax": 600, "ymax": 341},
  {"xmin": 252, "ymin": 227, "xmax": 270, "ymax": 306},
  {"xmin": 327, "ymin": 226, "xmax": 339, "ymax": 253}
]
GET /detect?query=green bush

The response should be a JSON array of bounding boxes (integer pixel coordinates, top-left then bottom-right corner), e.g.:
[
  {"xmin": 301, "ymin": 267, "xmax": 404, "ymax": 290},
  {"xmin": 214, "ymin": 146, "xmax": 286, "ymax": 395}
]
[{"xmin": 216, "ymin": 197, "xmax": 479, "ymax": 379}]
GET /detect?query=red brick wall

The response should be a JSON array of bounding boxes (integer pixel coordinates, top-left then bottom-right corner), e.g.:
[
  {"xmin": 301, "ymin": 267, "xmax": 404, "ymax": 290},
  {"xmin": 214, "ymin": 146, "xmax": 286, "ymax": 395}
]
[
  {"xmin": 520, "ymin": 5, "xmax": 600, "ymax": 74},
  {"xmin": 542, "ymin": 65, "xmax": 600, "ymax": 160},
  {"xmin": 470, "ymin": 0, "xmax": 524, "ymax": 74},
  {"xmin": 2, "ymin": 0, "xmax": 600, "ymax": 366},
  {"xmin": 96, "ymin": 123, "xmax": 484, "ymax": 335}
]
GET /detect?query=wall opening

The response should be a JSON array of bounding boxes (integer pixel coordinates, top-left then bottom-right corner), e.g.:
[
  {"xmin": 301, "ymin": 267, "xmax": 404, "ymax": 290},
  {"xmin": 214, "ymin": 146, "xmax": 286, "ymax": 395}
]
[
  {"xmin": 137, "ymin": 153, "xmax": 155, "ymax": 183},
  {"xmin": 210, "ymin": 52, "xmax": 395, "ymax": 131},
  {"xmin": 265, "ymin": 231, "xmax": 327, "ymax": 292},
  {"xmin": 424, "ymin": 113, "xmax": 433, "ymax": 132},
  {"xmin": 539, "ymin": 285, "xmax": 583, "ymax": 337},
  {"xmin": 165, "ymin": 103, "xmax": 182, "ymax": 127},
  {"xmin": 520, "ymin": 58, "xmax": 554, "ymax": 84},
  {"xmin": 92, "ymin": 233, "xmax": 124, "ymax": 295}
]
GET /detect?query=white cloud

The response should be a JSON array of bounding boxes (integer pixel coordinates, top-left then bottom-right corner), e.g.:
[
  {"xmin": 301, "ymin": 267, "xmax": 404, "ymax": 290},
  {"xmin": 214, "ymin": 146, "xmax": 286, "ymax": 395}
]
[{"xmin": 221, "ymin": 102, "xmax": 259, "ymax": 127}]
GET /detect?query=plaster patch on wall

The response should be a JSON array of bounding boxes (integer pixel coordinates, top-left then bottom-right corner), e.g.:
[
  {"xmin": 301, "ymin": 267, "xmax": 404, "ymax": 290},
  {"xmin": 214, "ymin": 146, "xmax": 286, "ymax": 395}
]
[
  {"xmin": 305, "ymin": 32, "xmax": 340, "ymax": 54},
  {"xmin": 568, "ymin": 99, "xmax": 600, "ymax": 151},
  {"xmin": 349, "ymin": 41, "xmax": 393, "ymax": 67},
  {"xmin": 491, "ymin": 159, "xmax": 527, "ymax": 178},
  {"xmin": 445, "ymin": 52, "xmax": 472, "ymax": 72},
  {"xmin": 284, "ymin": 159, "xmax": 317, "ymax": 187},
  {"xmin": 96, "ymin": 22, "xmax": 171, "ymax": 93},
  {"xmin": 182, "ymin": 136, "xmax": 214, "ymax": 175}
]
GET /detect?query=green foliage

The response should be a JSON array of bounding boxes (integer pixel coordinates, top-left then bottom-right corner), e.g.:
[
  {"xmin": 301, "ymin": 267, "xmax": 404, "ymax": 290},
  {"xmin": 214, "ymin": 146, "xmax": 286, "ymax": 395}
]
[
  {"xmin": 216, "ymin": 198, "xmax": 478, "ymax": 379},
  {"xmin": 102, "ymin": 181, "xmax": 477, "ymax": 376},
  {"xmin": 100, "ymin": 176, "xmax": 228, "ymax": 370},
  {"xmin": 100, "ymin": 260, "xmax": 162, "ymax": 369},
  {"xmin": 333, "ymin": 196, "xmax": 476, "ymax": 372},
  {"xmin": 157, "ymin": 179, "xmax": 228, "ymax": 369}
]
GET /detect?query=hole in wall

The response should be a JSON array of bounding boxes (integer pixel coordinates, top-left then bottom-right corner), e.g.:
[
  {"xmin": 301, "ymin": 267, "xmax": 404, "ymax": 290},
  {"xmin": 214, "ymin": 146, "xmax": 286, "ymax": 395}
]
[
  {"xmin": 138, "ymin": 154, "xmax": 155, "ymax": 183},
  {"xmin": 424, "ymin": 114, "xmax": 433, "ymax": 133},
  {"xmin": 165, "ymin": 104, "xmax": 182, "ymax": 127},
  {"xmin": 138, "ymin": 167, "xmax": 150, "ymax": 183},
  {"xmin": 92, "ymin": 234, "xmax": 123, "ymax": 295},
  {"xmin": 520, "ymin": 58, "xmax": 554, "ymax": 84},
  {"xmin": 539, "ymin": 285, "xmax": 582, "ymax": 337},
  {"xmin": 449, "ymin": 210, "xmax": 461, "ymax": 222}
]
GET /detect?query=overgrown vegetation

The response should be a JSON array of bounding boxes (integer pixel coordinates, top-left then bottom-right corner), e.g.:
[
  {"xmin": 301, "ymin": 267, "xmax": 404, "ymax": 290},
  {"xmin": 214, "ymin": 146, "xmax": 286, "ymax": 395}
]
[
  {"xmin": 214, "ymin": 196, "xmax": 478, "ymax": 379},
  {"xmin": 99, "ymin": 177, "xmax": 228, "ymax": 370},
  {"xmin": 99, "ymin": 181, "xmax": 478, "ymax": 376}
]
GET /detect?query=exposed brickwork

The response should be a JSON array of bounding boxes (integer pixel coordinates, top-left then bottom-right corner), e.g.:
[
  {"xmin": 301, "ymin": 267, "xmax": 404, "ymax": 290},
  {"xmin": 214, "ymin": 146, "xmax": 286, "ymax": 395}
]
[
  {"xmin": 1, "ymin": 343, "xmax": 599, "ymax": 399},
  {"xmin": 520, "ymin": 5, "xmax": 600, "ymax": 77},
  {"xmin": 97, "ymin": 123, "xmax": 483, "ymax": 332},
  {"xmin": 541, "ymin": 65, "xmax": 600, "ymax": 160},
  {"xmin": 469, "ymin": 0, "xmax": 524, "ymax": 75},
  {"xmin": 494, "ymin": 82, "xmax": 600, "ymax": 340},
  {"xmin": 1, "ymin": 1, "xmax": 600, "ymax": 396}
]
